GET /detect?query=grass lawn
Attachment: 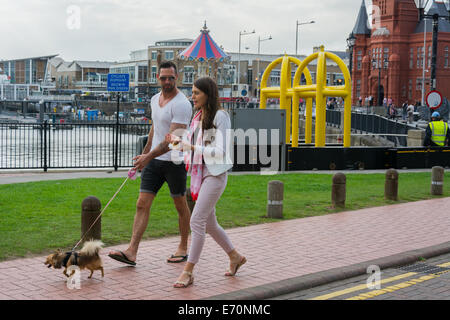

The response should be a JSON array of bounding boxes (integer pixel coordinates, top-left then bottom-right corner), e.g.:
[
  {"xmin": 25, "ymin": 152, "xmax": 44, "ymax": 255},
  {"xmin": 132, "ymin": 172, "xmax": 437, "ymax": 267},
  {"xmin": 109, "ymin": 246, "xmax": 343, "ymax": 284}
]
[{"xmin": 0, "ymin": 172, "xmax": 449, "ymax": 261}]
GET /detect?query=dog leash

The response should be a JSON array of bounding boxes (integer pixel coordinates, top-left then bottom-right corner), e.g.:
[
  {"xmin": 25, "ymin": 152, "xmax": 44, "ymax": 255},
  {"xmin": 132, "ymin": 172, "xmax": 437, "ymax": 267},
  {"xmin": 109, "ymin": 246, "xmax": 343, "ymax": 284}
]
[{"xmin": 71, "ymin": 168, "xmax": 137, "ymax": 251}]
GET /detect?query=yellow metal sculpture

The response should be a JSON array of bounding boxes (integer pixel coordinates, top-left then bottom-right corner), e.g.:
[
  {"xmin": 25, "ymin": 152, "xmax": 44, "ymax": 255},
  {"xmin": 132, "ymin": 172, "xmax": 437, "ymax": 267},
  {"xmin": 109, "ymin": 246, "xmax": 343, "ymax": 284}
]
[{"xmin": 259, "ymin": 45, "xmax": 352, "ymax": 148}]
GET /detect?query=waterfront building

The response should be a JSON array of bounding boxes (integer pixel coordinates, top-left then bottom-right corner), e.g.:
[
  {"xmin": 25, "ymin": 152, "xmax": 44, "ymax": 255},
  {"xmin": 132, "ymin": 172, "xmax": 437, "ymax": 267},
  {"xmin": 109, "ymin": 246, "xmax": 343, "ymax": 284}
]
[
  {"xmin": 110, "ymin": 49, "xmax": 148, "ymax": 100},
  {"xmin": 53, "ymin": 60, "xmax": 113, "ymax": 92},
  {"xmin": 350, "ymin": 0, "xmax": 450, "ymax": 106},
  {"xmin": 0, "ymin": 55, "xmax": 58, "ymax": 100},
  {"xmin": 227, "ymin": 49, "xmax": 348, "ymax": 98}
]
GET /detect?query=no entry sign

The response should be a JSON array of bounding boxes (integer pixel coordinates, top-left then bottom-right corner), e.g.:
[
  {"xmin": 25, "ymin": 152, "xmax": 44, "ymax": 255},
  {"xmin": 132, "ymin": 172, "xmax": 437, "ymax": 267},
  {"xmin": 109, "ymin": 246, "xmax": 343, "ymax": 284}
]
[{"xmin": 426, "ymin": 90, "xmax": 443, "ymax": 110}]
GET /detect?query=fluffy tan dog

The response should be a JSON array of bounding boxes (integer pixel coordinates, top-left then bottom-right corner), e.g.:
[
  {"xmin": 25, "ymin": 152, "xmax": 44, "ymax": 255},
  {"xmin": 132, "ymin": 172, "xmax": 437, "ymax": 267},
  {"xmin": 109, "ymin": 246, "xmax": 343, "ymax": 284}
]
[{"xmin": 44, "ymin": 240, "xmax": 104, "ymax": 279}]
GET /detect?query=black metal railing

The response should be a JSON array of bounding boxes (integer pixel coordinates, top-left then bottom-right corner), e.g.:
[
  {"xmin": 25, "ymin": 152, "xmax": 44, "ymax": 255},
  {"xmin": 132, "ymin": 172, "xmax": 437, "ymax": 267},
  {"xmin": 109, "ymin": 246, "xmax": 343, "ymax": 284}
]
[
  {"xmin": 0, "ymin": 121, "xmax": 151, "ymax": 171},
  {"xmin": 326, "ymin": 109, "xmax": 416, "ymax": 146}
]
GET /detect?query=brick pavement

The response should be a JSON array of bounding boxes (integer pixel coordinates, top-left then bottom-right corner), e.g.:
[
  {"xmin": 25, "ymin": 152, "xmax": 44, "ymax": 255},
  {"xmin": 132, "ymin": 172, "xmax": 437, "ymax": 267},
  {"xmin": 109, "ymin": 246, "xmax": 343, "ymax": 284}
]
[{"xmin": 0, "ymin": 197, "xmax": 449, "ymax": 300}]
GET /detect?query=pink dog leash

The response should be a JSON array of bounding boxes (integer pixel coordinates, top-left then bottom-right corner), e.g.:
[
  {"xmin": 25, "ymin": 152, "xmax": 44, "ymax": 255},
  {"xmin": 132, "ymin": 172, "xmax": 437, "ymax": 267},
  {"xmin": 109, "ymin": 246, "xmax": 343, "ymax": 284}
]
[{"xmin": 71, "ymin": 168, "xmax": 137, "ymax": 251}]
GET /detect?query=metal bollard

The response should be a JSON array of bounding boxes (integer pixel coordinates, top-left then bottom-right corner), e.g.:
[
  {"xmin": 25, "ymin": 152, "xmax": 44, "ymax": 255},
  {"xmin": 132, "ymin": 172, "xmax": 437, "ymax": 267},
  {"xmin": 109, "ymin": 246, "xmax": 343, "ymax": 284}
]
[
  {"xmin": 385, "ymin": 169, "xmax": 399, "ymax": 201},
  {"xmin": 267, "ymin": 180, "xmax": 283, "ymax": 219},
  {"xmin": 331, "ymin": 172, "xmax": 346, "ymax": 208},
  {"xmin": 186, "ymin": 187, "xmax": 196, "ymax": 214},
  {"xmin": 81, "ymin": 196, "xmax": 102, "ymax": 241},
  {"xmin": 431, "ymin": 166, "xmax": 444, "ymax": 196}
]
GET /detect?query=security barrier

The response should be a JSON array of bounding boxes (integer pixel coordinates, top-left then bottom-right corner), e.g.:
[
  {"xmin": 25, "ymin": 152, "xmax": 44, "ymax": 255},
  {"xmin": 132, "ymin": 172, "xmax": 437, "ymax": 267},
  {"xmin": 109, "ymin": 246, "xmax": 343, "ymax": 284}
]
[{"xmin": 260, "ymin": 46, "xmax": 352, "ymax": 147}]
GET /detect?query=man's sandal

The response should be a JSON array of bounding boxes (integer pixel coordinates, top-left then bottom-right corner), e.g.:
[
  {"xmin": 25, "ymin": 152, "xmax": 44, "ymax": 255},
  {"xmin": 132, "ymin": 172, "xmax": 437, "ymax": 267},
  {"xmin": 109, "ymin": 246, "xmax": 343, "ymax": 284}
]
[
  {"xmin": 225, "ymin": 256, "xmax": 247, "ymax": 276},
  {"xmin": 173, "ymin": 271, "xmax": 194, "ymax": 288}
]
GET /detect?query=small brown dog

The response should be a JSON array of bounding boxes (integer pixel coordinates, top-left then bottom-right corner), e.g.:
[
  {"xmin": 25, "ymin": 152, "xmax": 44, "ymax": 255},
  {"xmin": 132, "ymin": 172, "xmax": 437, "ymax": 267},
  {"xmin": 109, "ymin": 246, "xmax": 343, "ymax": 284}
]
[{"xmin": 44, "ymin": 240, "xmax": 104, "ymax": 279}]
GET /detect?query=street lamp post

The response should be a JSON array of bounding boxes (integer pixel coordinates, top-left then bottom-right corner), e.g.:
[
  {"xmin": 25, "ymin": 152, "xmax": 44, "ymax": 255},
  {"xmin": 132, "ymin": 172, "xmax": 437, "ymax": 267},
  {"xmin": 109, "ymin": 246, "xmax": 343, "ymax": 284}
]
[
  {"xmin": 421, "ymin": 1, "xmax": 429, "ymax": 106},
  {"xmin": 373, "ymin": 58, "xmax": 388, "ymax": 108},
  {"xmin": 414, "ymin": 0, "xmax": 450, "ymax": 92},
  {"xmin": 430, "ymin": 13, "xmax": 439, "ymax": 90},
  {"xmin": 257, "ymin": 35, "xmax": 272, "ymax": 101},
  {"xmin": 295, "ymin": 20, "xmax": 315, "ymax": 56},
  {"xmin": 346, "ymin": 32, "xmax": 356, "ymax": 78},
  {"xmin": 237, "ymin": 29, "xmax": 255, "ymax": 85}
]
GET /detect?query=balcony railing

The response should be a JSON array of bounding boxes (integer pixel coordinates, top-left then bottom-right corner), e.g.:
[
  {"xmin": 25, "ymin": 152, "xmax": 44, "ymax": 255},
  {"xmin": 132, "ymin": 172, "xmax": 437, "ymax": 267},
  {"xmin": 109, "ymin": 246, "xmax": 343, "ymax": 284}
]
[{"xmin": 75, "ymin": 81, "xmax": 108, "ymax": 88}]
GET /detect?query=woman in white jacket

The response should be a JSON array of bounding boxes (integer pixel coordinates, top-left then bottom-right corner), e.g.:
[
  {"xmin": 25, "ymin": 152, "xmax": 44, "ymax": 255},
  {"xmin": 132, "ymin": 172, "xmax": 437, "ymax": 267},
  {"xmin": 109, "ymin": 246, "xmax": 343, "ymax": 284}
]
[{"xmin": 166, "ymin": 77, "xmax": 246, "ymax": 288}]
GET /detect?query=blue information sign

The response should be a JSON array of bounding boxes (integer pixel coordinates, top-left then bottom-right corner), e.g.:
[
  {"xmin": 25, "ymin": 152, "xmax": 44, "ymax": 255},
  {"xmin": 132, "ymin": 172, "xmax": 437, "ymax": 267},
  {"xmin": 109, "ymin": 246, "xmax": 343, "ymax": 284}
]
[{"xmin": 107, "ymin": 73, "xmax": 130, "ymax": 92}]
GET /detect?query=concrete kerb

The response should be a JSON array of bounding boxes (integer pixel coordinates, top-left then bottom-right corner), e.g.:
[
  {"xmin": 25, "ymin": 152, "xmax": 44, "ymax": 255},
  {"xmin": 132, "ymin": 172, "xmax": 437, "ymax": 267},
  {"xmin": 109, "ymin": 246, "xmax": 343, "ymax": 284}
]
[{"xmin": 205, "ymin": 241, "xmax": 450, "ymax": 300}]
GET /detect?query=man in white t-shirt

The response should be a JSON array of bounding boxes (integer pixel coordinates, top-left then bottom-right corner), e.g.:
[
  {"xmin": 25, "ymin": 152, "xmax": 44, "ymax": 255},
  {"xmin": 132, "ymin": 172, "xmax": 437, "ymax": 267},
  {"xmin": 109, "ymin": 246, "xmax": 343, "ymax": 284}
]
[{"xmin": 108, "ymin": 61, "xmax": 193, "ymax": 265}]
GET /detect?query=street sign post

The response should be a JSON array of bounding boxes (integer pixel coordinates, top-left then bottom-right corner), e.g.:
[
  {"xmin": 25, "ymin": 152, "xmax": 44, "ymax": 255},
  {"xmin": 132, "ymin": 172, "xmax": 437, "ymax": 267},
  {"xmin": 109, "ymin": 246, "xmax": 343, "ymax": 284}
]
[
  {"xmin": 107, "ymin": 73, "xmax": 130, "ymax": 171},
  {"xmin": 426, "ymin": 90, "xmax": 443, "ymax": 110}
]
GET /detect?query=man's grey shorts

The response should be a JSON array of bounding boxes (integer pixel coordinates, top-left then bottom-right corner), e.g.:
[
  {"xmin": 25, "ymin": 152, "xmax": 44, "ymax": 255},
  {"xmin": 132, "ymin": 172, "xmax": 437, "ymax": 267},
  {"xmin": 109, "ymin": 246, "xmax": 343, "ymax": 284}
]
[{"xmin": 140, "ymin": 159, "xmax": 187, "ymax": 198}]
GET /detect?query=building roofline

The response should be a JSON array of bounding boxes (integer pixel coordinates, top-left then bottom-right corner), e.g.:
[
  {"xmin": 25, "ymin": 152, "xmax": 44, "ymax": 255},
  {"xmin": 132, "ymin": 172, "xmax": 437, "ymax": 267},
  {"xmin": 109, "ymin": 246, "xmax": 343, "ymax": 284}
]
[
  {"xmin": 0, "ymin": 54, "xmax": 58, "ymax": 62},
  {"xmin": 352, "ymin": 0, "xmax": 371, "ymax": 35}
]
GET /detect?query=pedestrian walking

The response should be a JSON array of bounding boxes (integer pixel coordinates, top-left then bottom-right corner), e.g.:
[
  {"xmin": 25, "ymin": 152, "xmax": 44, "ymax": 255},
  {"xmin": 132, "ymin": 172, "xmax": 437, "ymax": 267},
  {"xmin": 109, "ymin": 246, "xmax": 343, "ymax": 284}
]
[
  {"xmin": 407, "ymin": 103, "xmax": 415, "ymax": 124},
  {"xmin": 108, "ymin": 61, "xmax": 193, "ymax": 266},
  {"xmin": 402, "ymin": 101, "xmax": 408, "ymax": 120},
  {"xmin": 166, "ymin": 77, "xmax": 246, "ymax": 288}
]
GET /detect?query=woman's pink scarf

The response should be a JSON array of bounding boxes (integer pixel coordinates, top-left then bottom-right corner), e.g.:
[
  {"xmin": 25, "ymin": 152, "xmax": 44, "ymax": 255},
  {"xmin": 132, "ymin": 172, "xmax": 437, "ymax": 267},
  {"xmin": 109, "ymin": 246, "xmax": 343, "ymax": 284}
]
[{"xmin": 184, "ymin": 110, "xmax": 203, "ymax": 201}]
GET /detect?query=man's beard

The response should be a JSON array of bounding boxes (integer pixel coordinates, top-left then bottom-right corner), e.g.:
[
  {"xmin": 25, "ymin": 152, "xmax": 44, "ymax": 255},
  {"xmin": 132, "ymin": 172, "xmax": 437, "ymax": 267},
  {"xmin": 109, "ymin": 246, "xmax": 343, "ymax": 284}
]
[{"xmin": 162, "ymin": 84, "xmax": 176, "ymax": 94}]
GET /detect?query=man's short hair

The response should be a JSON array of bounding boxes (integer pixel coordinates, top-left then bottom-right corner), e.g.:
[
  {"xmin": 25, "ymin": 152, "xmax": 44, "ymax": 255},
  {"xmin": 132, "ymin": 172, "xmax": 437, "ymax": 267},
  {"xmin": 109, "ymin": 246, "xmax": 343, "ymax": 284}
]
[{"xmin": 158, "ymin": 61, "xmax": 177, "ymax": 74}]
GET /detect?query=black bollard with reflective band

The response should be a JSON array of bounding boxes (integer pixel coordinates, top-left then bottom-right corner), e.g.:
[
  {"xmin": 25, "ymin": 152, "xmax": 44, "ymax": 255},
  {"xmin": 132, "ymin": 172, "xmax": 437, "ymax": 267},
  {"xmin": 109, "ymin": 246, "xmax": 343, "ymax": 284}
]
[
  {"xmin": 431, "ymin": 166, "xmax": 444, "ymax": 196},
  {"xmin": 267, "ymin": 180, "xmax": 284, "ymax": 219}
]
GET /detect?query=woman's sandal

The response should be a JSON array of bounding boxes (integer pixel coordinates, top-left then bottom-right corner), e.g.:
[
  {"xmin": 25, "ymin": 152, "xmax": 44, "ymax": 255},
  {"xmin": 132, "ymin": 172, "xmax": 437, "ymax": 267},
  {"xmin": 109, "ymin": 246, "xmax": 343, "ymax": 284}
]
[
  {"xmin": 225, "ymin": 256, "xmax": 247, "ymax": 276},
  {"xmin": 173, "ymin": 271, "xmax": 194, "ymax": 288}
]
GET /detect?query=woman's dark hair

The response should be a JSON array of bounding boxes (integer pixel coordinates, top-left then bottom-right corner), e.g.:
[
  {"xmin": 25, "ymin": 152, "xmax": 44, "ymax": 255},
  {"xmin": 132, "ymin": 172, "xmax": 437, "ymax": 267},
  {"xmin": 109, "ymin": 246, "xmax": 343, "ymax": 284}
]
[{"xmin": 194, "ymin": 77, "xmax": 220, "ymax": 131}]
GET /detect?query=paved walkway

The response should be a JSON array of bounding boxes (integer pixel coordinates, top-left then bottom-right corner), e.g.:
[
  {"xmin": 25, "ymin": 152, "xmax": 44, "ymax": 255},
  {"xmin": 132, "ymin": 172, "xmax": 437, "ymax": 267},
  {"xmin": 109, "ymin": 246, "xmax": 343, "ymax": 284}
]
[{"xmin": 1, "ymin": 194, "xmax": 449, "ymax": 300}]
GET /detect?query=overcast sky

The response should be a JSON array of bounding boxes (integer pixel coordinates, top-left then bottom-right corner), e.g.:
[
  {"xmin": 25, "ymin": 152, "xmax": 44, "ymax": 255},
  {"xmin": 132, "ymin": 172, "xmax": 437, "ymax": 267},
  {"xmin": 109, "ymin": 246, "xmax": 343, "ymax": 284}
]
[{"xmin": 1, "ymin": 0, "xmax": 375, "ymax": 62}]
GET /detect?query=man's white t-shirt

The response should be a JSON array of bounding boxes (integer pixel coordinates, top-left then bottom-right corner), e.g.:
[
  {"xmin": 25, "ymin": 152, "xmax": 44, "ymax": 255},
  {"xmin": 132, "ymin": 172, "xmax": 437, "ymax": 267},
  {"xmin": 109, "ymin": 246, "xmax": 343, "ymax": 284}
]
[{"xmin": 150, "ymin": 91, "xmax": 192, "ymax": 161}]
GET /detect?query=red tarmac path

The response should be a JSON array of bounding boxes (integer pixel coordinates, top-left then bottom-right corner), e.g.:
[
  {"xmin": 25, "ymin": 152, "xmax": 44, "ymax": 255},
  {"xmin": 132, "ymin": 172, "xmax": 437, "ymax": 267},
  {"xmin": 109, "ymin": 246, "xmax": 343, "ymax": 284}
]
[{"xmin": 1, "ymin": 196, "xmax": 449, "ymax": 300}]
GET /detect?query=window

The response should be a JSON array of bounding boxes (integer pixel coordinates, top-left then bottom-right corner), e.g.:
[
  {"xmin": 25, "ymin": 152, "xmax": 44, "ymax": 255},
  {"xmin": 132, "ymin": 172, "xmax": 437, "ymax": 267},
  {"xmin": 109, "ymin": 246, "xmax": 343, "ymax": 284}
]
[
  {"xmin": 408, "ymin": 79, "xmax": 412, "ymax": 99},
  {"xmin": 270, "ymin": 70, "xmax": 280, "ymax": 86},
  {"xmin": 357, "ymin": 52, "xmax": 362, "ymax": 70},
  {"xmin": 247, "ymin": 69, "xmax": 253, "ymax": 85},
  {"xmin": 417, "ymin": 47, "xmax": 422, "ymax": 68},
  {"xmin": 222, "ymin": 65, "xmax": 235, "ymax": 85},
  {"xmin": 151, "ymin": 51, "xmax": 157, "ymax": 60},
  {"xmin": 183, "ymin": 66, "xmax": 194, "ymax": 84},
  {"xmin": 217, "ymin": 68, "xmax": 223, "ymax": 85},
  {"xmin": 444, "ymin": 46, "xmax": 448, "ymax": 68},
  {"xmin": 150, "ymin": 66, "xmax": 157, "ymax": 83},
  {"xmin": 383, "ymin": 53, "xmax": 389, "ymax": 69},
  {"xmin": 416, "ymin": 78, "xmax": 422, "ymax": 91},
  {"xmin": 129, "ymin": 66, "xmax": 135, "ymax": 82},
  {"xmin": 165, "ymin": 51, "xmax": 174, "ymax": 60},
  {"xmin": 356, "ymin": 79, "xmax": 361, "ymax": 99},
  {"xmin": 138, "ymin": 66, "xmax": 147, "ymax": 82},
  {"xmin": 10, "ymin": 62, "xmax": 15, "ymax": 83},
  {"xmin": 25, "ymin": 60, "xmax": 31, "ymax": 84},
  {"xmin": 410, "ymin": 48, "xmax": 414, "ymax": 69}
]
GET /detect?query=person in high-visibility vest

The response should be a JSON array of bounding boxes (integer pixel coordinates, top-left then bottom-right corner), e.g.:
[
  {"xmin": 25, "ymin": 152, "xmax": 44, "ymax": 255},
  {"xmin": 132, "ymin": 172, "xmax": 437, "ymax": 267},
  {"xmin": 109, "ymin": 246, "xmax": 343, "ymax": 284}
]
[{"xmin": 423, "ymin": 111, "xmax": 450, "ymax": 147}]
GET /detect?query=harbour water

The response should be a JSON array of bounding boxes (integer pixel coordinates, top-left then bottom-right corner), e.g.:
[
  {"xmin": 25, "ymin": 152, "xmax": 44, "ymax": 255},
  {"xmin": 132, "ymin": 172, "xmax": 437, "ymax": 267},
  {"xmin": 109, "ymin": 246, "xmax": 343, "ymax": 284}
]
[{"xmin": 0, "ymin": 112, "xmax": 150, "ymax": 169}]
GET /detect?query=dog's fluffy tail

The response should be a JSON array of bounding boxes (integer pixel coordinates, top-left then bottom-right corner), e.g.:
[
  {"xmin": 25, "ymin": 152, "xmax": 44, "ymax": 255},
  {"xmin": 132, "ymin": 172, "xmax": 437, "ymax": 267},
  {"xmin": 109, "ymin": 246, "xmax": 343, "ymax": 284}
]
[{"xmin": 80, "ymin": 240, "xmax": 104, "ymax": 256}]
